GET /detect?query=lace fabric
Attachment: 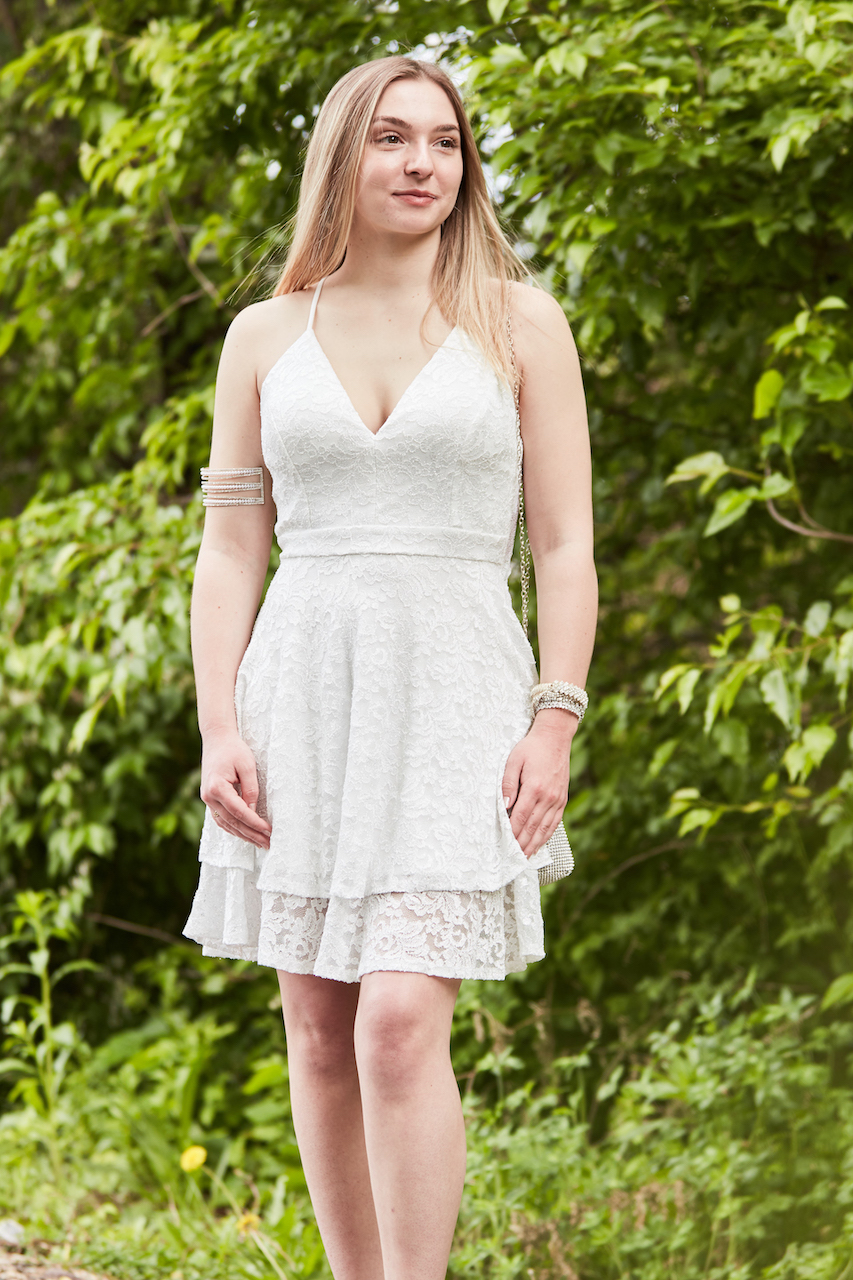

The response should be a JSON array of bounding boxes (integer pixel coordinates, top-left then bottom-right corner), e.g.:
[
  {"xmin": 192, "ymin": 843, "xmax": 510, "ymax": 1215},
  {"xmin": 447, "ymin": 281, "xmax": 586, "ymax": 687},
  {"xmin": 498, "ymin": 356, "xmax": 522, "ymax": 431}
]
[
  {"xmin": 183, "ymin": 286, "xmax": 553, "ymax": 981},
  {"xmin": 184, "ymin": 863, "xmax": 545, "ymax": 983}
]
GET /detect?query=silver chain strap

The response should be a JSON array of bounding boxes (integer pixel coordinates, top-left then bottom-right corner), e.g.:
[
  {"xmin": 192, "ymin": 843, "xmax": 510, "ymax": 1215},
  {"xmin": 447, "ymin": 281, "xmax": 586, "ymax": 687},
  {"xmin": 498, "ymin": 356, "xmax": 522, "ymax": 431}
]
[{"xmin": 507, "ymin": 314, "xmax": 531, "ymax": 637}]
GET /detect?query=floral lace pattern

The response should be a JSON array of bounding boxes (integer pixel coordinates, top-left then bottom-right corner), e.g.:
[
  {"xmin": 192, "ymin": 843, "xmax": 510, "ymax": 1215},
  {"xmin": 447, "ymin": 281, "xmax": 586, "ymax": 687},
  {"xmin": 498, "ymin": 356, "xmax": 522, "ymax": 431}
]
[
  {"xmin": 183, "ymin": 304, "xmax": 551, "ymax": 980},
  {"xmin": 184, "ymin": 864, "xmax": 545, "ymax": 983}
]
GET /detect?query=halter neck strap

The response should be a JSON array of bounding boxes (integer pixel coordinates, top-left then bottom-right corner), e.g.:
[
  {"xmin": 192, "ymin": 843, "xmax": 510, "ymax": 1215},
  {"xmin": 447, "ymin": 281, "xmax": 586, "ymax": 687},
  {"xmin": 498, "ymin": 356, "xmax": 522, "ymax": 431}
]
[{"xmin": 306, "ymin": 278, "xmax": 325, "ymax": 332}]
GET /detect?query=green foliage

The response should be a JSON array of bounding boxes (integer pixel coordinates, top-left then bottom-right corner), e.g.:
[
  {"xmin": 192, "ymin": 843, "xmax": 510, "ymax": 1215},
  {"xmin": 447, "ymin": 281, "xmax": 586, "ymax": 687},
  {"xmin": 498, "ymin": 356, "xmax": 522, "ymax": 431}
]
[
  {"xmin": 2, "ymin": 0, "xmax": 853, "ymax": 1273},
  {"xmin": 0, "ymin": 881, "xmax": 95, "ymax": 1181},
  {"xmin": 458, "ymin": 984, "xmax": 853, "ymax": 1277},
  {"xmin": 2, "ymin": 899, "xmax": 853, "ymax": 1276},
  {"xmin": 0, "ymin": 475, "xmax": 202, "ymax": 898},
  {"xmin": 460, "ymin": 0, "xmax": 853, "ymax": 1025}
]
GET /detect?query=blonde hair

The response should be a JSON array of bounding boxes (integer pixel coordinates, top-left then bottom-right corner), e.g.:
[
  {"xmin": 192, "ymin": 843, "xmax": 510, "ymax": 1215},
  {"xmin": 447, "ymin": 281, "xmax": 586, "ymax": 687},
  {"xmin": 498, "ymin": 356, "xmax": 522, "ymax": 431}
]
[{"xmin": 273, "ymin": 56, "xmax": 530, "ymax": 381}]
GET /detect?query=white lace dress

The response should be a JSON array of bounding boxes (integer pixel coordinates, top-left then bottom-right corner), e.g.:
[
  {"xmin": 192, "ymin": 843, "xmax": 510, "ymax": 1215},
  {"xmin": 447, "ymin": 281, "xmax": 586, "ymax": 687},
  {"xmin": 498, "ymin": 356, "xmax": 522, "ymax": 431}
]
[{"xmin": 183, "ymin": 280, "xmax": 550, "ymax": 982}]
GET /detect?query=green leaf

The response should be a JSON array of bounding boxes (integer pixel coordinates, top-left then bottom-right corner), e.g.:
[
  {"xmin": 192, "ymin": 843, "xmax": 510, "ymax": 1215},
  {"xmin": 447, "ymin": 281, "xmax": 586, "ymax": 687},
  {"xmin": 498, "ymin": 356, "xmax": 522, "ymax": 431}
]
[
  {"xmin": 801, "ymin": 361, "xmax": 853, "ymax": 401},
  {"xmin": 487, "ymin": 0, "xmax": 510, "ymax": 21},
  {"xmin": 0, "ymin": 318, "xmax": 17, "ymax": 357},
  {"xmin": 665, "ymin": 787, "xmax": 700, "ymax": 820},
  {"xmin": 566, "ymin": 241, "xmax": 596, "ymax": 273},
  {"xmin": 666, "ymin": 451, "xmax": 729, "ymax": 489},
  {"xmin": 814, "ymin": 296, "xmax": 848, "ymax": 311},
  {"xmin": 595, "ymin": 1064, "xmax": 624, "ymax": 1100},
  {"xmin": 647, "ymin": 739, "xmax": 677, "ymax": 778},
  {"xmin": 592, "ymin": 133, "xmax": 624, "ymax": 174},
  {"xmin": 758, "ymin": 472, "xmax": 793, "ymax": 500},
  {"xmin": 644, "ymin": 76, "xmax": 670, "ymax": 98},
  {"xmin": 490, "ymin": 42, "xmax": 526, "ymax": 69},
  {"xmin": 821, "ymin": 973, "xmax": 853, "ymax": 1011},
  {"xmin": 678, "ymin": 807, "xmax": 715, "ymax": 836},
  {"xmin": 547, "ymin": 42, "xmax": 587, "ymax": 78},
  {"xmin": 713, "ymin": 718, "xmax": 749, "ymax": 767},
  {"xmin": 803, "ymin": 601, "xmax": 831, "ymax": 637},
  {"xmin": 83, "ymin": 26, "xmax": 102, "ymax": 71},
  {"xmin": 0, "ymin": 1059, "xmax": 36, "ymax": 1078},
  {"xmin": 704, "ymin": 487, "xmax": 758, "ymax": 536},
  {"xmin": 676, "ymin": 667, "xmax": 701, "ymax": 715},
  {"xmin": 68, "ymin": 701, "xmax": 105, "ymax": 753},
  {"xmin": 563, "ymin": 49, "xmax": 587, "ymax": 80},
  {"xmin": 753, "ymin": 369, "xmax": 784, "ymax": 419},
  {"xmin": 0, "ymin": 963, "xmax": 37, "ymax": 982},
  {"xmin": 760, "ymin": 669, "xmax": 792, "ymax": 729},
  {"xmin": 782, "ymin": 724, "xmax": 836, "ymax": 783},
  {"xmin": 50, "ymin": 959, "xmax": 99, "ymax": 987},
  {"xmin": 836, "ymin": 630, "xmax": 853, "ymax": 705},
  {"xmin": 27, "ymin": 947, "xmax": 50, "ymax": 976},
  {"xmin": 655, "ymin": 664, "xmax": 692, "ymax": 700},
  {"xmin": 770, "ymin": 135, "xmax": 790, "ymax": 171}
]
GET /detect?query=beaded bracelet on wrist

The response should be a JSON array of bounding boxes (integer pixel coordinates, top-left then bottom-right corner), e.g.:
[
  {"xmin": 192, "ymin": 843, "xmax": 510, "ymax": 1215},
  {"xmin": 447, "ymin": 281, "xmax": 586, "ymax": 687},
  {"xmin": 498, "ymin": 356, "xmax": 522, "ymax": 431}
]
[{"xmin": 530, "ymin": 681, "xmax": 588, "ymax": 721}]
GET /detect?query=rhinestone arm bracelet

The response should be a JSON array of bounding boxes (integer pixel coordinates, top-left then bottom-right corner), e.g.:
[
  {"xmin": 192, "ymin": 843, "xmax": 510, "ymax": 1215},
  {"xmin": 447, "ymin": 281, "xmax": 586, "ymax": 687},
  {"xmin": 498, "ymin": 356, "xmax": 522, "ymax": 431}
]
[
  {"xmin": 200, "ymin": 467, "xmax": 264, "ymax": 507},
  {"xmin": 531, "ymin": 681, "xmax": 588, "ymax": 721}
]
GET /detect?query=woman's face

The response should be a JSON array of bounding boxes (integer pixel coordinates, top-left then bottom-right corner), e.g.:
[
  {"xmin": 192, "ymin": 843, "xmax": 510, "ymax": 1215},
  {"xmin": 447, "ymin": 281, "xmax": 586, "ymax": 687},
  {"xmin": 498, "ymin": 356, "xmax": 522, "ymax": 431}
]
[{"xmin": 354, "ymin": 77, "xmax": 464, "ymax": 238}]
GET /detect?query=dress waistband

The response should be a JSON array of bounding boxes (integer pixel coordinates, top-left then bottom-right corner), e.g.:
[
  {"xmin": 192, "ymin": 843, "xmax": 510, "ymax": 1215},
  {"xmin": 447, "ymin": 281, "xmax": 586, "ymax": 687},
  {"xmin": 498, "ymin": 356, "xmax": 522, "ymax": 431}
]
[{"xmin": 275, "ymin": 524, "xmax": 509, "ymax": 564}]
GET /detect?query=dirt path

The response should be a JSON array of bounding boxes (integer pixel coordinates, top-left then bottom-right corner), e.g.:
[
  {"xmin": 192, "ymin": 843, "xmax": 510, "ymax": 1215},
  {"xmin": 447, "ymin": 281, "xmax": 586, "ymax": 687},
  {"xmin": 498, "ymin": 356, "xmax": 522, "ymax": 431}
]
[{"xmin": 0, "ymin": 1250, "xmax": 113, "ymax": 1280}]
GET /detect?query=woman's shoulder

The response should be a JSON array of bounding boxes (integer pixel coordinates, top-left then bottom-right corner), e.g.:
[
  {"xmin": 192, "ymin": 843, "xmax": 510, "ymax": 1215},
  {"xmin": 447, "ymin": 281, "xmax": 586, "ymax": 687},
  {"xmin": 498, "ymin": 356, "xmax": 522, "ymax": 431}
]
[
  {"xmin": 221, "ymin": 289, "xmax": 319, "ymax": 388},
  {"xmin": 226, "ymin": 289, "xmax": 316, "ymax": 344},
  {"xmin": 508, "ymin": 280, "xmax": 569, "ymax": 336},
  {"xmin": 507, "ymin": 282, "xmax": 578, "ymax": 381}
]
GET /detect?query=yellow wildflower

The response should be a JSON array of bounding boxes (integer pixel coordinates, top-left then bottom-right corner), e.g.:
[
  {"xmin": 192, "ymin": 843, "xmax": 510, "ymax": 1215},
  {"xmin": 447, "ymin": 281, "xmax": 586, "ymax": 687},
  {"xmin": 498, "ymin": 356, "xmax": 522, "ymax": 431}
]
[
  {"xmin": 236, "ymin": 1211, "xmax": 261, "ymax": 1237},
  {"xmin": 179, "ymin": 1145, "xmax": 207, "ymax": 1171}
]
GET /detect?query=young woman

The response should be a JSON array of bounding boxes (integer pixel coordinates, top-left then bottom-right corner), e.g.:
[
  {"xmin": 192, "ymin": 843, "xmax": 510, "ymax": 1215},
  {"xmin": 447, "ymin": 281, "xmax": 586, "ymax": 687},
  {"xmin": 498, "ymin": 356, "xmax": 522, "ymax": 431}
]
[{"xmin": 184, "ymin": 55, "xmax": 596, "ymax": 1280}]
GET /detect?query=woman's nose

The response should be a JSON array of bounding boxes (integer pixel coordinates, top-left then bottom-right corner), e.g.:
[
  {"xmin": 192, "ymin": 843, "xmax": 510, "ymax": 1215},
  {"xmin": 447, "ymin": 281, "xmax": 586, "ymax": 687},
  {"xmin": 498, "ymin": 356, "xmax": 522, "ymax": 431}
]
[{"xmin": 404, "ymin": 141, "xmax": 433, "ymax": 177}]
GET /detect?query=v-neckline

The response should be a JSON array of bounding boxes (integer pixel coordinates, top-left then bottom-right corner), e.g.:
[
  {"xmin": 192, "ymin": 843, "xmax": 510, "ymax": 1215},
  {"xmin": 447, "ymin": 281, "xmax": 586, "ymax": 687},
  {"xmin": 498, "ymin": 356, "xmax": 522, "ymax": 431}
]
[{"xmin": 308, "ymin": 327, "xmax": 457, "ymax": 439}]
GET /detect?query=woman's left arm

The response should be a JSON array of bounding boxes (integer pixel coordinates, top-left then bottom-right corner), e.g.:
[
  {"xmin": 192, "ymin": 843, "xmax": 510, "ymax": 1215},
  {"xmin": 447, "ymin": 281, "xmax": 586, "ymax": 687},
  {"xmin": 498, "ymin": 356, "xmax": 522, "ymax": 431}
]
[{"xmin": 502, "ymin": 284, "xmax": 598, "ymax": 856}]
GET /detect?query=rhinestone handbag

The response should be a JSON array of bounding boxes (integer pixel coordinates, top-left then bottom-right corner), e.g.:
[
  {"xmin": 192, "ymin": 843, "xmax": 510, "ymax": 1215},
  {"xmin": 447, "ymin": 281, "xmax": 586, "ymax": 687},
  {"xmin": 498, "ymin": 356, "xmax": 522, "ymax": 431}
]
[{"xmin": 507, "ymin": 315, "xmax": 574, "ymax": 886}]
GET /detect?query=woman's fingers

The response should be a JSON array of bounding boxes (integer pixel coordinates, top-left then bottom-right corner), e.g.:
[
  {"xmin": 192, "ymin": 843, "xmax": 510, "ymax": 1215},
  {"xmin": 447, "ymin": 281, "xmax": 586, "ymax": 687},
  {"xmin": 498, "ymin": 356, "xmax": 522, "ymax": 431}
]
[
  {"xmin": 236, "ymin": 753, "xmax": 261, "ymax": 812},
  {"xmin": 504, "ymin": 729, "xmax": 571, "ymax": 856},
  {"xmin": 510, "ymin": 787, "xmax": 566, "ymax": 856},
  {"xmin": 200, "ymin": 732, "xmax": 272, "ymax": 848},
  {"xmin": 206, "ymin": 778, "xmax": 271, "ymax": 848},
  {"xmin": 502, "ymin": 747, "xmax": 523, "ymax": 812}
]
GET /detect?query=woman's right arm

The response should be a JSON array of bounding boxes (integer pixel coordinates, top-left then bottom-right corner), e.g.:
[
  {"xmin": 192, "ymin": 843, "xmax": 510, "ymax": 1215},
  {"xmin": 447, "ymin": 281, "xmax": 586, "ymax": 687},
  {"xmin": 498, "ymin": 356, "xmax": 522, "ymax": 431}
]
[{"xmin": 191, "ymin": 307, "xmax": 277, "ymax": 850}]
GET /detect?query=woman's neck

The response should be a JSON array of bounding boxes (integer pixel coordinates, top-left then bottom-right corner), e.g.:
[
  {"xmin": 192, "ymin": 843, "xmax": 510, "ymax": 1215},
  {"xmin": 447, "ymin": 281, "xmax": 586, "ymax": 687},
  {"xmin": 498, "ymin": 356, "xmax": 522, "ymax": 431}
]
[{"xmin": 332, "ymin": 220, "xmax": 441, "ymax": 299}]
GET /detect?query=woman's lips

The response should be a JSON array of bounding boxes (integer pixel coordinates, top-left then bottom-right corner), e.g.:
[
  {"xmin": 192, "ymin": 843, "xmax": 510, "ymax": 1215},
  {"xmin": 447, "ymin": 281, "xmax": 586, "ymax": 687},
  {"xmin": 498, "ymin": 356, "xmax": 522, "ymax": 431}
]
[{"xmin": 394, "ymin": 192, "xmax": 437, "ymax": 206}]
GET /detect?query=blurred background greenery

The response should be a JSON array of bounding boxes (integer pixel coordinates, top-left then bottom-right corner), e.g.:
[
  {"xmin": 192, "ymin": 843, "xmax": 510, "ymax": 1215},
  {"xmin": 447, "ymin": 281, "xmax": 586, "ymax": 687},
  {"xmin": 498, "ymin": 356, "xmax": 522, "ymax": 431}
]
[{"xmin": 1, "ymin": 1, "xmax": 852, "ymax": 1275}]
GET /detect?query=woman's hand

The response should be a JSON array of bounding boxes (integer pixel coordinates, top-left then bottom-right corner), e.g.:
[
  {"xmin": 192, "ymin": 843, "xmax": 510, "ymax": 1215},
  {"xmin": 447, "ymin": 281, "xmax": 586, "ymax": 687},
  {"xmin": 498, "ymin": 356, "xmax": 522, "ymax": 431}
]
[
  {"xmin": 501, "ymin": 710, "xmax": 575, "ymax": 857},
  {"xmin": 200, "ymin": 729, "xmax": 272, "ymax": 850}
]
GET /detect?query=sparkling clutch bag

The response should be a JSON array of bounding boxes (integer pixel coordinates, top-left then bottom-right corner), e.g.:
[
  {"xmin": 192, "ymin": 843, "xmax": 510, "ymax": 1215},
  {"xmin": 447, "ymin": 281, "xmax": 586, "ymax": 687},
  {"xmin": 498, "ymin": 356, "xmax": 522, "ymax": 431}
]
[{"xmin": 538, "ymin": 821, "xmax": 574, "ymax": 886}]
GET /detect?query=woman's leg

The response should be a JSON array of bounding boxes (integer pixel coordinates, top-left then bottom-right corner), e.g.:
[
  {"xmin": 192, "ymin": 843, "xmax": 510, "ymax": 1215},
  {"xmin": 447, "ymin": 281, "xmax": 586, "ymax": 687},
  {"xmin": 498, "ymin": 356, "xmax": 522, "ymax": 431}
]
[
  {"xmin": 277, "ymin": 971, "xmax": 384, "ymax": 1280},
  {"xmin": 354, "ymin": 971, "xmax": 465, "ymax": 1280}
]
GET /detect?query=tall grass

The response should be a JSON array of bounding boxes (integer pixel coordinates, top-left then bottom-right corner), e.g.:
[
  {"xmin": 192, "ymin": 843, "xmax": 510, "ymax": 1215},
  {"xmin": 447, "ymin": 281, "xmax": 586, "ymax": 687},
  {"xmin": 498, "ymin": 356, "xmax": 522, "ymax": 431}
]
[{"xmin": 2, "ymin": 890, "xmax": 852, "ymax": 1278}]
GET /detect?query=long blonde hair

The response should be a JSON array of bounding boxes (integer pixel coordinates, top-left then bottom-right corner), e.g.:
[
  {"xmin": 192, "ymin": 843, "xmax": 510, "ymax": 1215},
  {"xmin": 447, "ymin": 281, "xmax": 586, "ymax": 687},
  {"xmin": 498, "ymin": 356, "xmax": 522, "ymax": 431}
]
[{"xmin": 273, "ymin": 56, "xmax": 530, "ymax": 381}]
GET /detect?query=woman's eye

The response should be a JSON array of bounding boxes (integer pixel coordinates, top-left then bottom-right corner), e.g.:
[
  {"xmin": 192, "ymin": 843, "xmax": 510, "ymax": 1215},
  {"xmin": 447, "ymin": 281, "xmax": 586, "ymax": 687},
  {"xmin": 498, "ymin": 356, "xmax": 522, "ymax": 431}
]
[
  {"xmin": 379, "ymin": 133, "xmax": 402, "ymax": 144},
  {"xmin": 436, "ymin": 138, "xmax": 458, "ymax": 149}
]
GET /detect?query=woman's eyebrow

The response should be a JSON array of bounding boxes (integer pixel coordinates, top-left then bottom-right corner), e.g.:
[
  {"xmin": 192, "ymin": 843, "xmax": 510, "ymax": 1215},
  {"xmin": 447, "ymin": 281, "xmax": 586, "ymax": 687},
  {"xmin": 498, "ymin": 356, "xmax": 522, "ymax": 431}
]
[{"xmin": 374, "ymin": 114, "xmax": 460, "ymax": 133}]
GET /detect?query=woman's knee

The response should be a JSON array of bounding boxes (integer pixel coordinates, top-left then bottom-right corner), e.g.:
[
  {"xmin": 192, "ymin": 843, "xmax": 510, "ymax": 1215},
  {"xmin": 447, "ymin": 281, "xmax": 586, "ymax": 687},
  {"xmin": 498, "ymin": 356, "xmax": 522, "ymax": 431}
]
[
  {"xmin": 353, "ymin": 982, "xmax": 446, "ymax": 1097},
  {"xmin": 278, "ymin": 973, "xmax": 358, "ymax": 1077}
]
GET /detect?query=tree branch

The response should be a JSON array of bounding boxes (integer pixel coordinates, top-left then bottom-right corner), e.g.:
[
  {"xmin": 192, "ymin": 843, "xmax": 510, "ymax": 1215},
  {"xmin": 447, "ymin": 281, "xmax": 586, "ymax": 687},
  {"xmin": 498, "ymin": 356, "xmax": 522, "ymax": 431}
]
[
  {"xmin": 87, "ymin": 912, "xmax": 185, "ymax": 945},
  {"xmin": 0, "ymin": 0, "xmax": 21, "ymax": 54},
  {"xmin": 797, "ymin": 503, "xmax": 825, "ymax": 531},
  {"xmin": 160, "ymin": 190, "xmax": 223, "ymax": 306},
  {"xmin": 566, "ymin": 840, "xmax": 688, "ymax": 927},
  {"xmin": 141, "ymin": 287, "xmax": 205, "ymax": 337},
  {"xmin": 765, "ymin": 498, "xmax": 853, "ymax": 545}
]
